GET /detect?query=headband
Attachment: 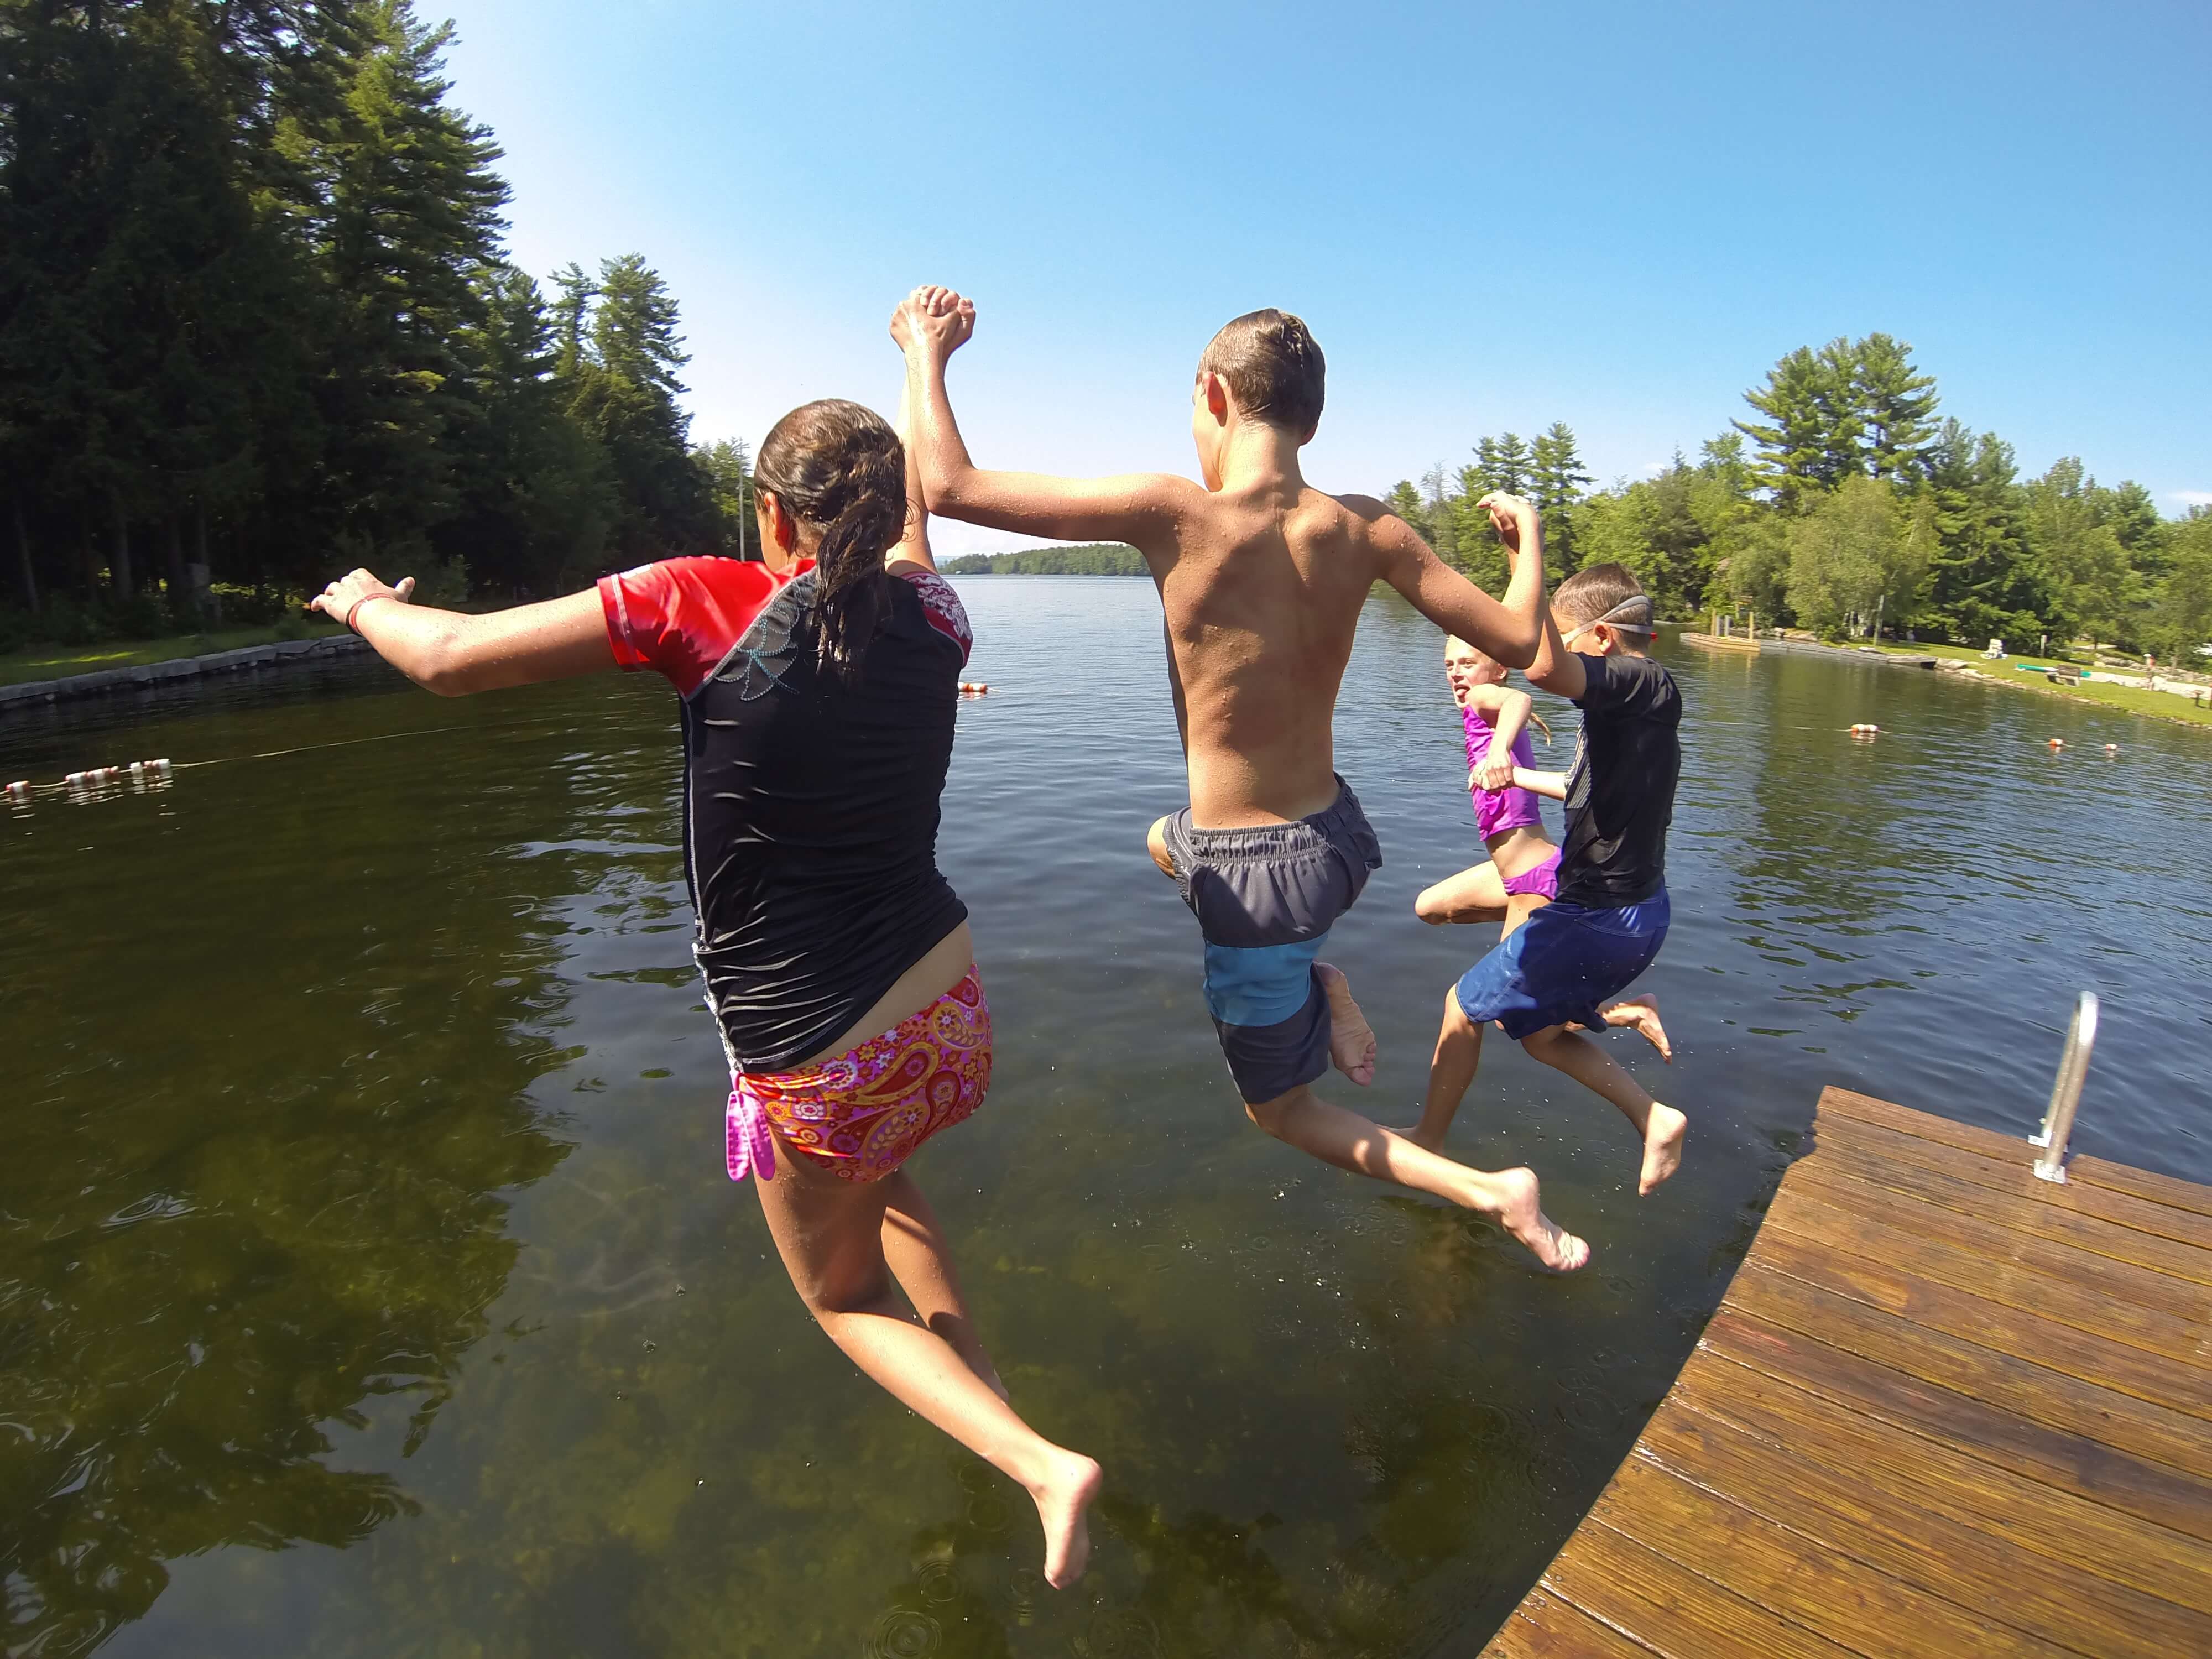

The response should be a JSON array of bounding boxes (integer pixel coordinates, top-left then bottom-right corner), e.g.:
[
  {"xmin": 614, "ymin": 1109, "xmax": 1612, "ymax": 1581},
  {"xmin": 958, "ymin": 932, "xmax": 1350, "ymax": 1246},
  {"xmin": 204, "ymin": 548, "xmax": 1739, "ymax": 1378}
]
[{"xmin": 1561, "ymin": 595, "xmax": 1654, "ymax": 642}]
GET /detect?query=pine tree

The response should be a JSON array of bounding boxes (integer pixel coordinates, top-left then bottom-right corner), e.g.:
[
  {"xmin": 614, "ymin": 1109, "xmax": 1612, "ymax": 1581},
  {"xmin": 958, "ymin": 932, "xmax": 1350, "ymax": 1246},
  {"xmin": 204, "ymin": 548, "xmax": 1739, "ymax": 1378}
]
[
  {"xmin": 306, "ymin": 0, "xmax": 510, "ymax": 577},
  {"xmin": 439, "ymin": 263, "xmax": 615, "ymax": 594},
  {"xmin": 562, "ymin": 253, "xmax": 713, "ymax": 562},
  {"xmin": 1853, "ymin": 333, "xmax": 1939, "ymax": 482},
  {"xmin": 1528, "ymin": 421, "xmax": 1592, "ymax": 571},
  {"xmin": 1470, "ymin": 432, "xmax": 1532, "ymax": 497},
  {"xmin": 696, "ymin": 437, "xmax": 755, "ymax": 559},
  {"xmin": 1916, "ymin": 420, "xmax": 2044, "ymax": 646},
  {"xmin": 2146, "ymin": 510, "xmax": 2212, "ymax": 663},
  {"xmin": 1384, "ymin": 481, "xmax": 1430, "ymax": 549},
  {"xmin": 1734, "ymin": 343, "xmax": 1860, "ymax": 509}
]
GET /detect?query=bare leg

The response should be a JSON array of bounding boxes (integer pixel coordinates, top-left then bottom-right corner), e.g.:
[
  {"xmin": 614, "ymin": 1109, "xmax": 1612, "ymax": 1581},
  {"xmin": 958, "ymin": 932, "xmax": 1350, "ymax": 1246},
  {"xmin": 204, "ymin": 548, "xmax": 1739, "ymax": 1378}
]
[
  {"xmin": 1313, "ymin": 962, "xmax": 1375, "ymax": 1086},
  {"xmin": 1146, "ymin": 815, "xmax": 1177, "ymax": 879},
  {"xmin": 1598, "ymin": 993, "xmax": 1672, "ymax": 1062},
  {"xmin": 1406, "ymin": 985, "xmax": 1483, "ymax": 1151},
  {"xmin": 879, "ymin": 1171, "xmax": 1006, "ymax": 1401},
  {"xmin": 1414, "ymin": 861, "xmax": 1509, "ymax": 927},
  {"xmin": 1517, "ymin": 1024, "xmax": 1687, "ymax": 1195},
  {"xmin": 1500, "ymin": 890, "xmax": 1549, "ymax": 940},
  {"xmin": 1243, "ymin": 1080, "xmax": 1588, "ymax": 1271},
  {"xmin": 754, "ymin": 1146, "xmax": 1101, "ymax": 1585}
]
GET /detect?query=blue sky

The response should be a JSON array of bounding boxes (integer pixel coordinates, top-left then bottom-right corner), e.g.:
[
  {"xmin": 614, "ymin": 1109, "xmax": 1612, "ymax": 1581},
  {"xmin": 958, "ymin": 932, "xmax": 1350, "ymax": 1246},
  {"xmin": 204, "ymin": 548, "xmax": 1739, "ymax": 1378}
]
[{"xmin": 437, "ymin": 0, "xmax": 2210, "ymax": 552}]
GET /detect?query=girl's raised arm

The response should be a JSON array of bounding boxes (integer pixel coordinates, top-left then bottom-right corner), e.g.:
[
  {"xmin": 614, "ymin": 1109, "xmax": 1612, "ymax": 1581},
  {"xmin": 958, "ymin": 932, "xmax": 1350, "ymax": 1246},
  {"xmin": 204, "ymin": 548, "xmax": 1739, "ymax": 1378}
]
[{"xmin": 310, "ymin": 571, "xmax": 614, "ymax": 696}]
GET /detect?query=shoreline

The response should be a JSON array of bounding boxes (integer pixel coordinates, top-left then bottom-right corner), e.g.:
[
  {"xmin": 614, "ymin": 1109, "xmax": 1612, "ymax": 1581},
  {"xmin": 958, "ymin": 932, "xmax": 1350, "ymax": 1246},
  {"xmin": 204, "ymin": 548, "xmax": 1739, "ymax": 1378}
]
[
  {"xmin": 1668, "ymin": 627, "xmax": 2211, "ymax": 732},
  {"xmin": 0, "ymin": 633, "xmax": 375, "ymax": 714}
]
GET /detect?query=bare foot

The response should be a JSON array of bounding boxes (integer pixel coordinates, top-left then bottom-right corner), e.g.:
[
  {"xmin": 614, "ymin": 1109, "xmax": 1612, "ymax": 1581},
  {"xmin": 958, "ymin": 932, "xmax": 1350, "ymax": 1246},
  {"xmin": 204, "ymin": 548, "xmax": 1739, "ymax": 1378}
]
[
  {"xmin": 1397, "ymin": 1118, "xmax": 1446, "ymax": 1154},
  {"xmin": 1639, "ymin": 1104, "xmax": 1687, "ymax": 1196},
  {"xmin": 1028, "ymin": 1450, "xmax": 1102, "ymax": 1589},
  {"xmin": 1492, "ymin": 1167, "xmax": 1590, "ymax": 1272},
  {"xmin": 1601, "ymin": 994, "xmax": 1672, "ymax": 1062},
  {"xmin": 1314, "ymin": 962, "xmax": 1376, "ymax": 1086}
]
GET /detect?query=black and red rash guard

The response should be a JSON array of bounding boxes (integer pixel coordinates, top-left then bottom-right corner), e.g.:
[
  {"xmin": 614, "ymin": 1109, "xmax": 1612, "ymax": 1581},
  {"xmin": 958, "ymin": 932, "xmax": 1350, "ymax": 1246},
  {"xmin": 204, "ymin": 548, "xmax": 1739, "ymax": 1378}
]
[{"xmin": 597, "ymin": 556, "xmax": 974, "ymax": 1074}]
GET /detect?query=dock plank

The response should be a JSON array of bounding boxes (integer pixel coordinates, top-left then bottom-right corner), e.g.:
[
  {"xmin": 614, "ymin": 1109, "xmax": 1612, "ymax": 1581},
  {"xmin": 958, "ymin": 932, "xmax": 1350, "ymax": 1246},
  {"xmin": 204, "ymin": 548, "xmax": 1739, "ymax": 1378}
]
[
  {"xmin": 1487, "ymin": 1590, "xmax": 1657, "ymax": 1659},
  {"xmin": 1668, "ymin": 1353, "xmax": 2212, "ymax": 1618},
  {"xmin": 1721, "ymin": 1271, "xmax": 2212, "ymax": 1480},
  {"xmin": 1633, "ymin": 1394, "xmax": 2212, "ymax": 1657},
  {"xmin": 1702, "ymin": 1310, "xmax": 2212, "ymax": 1542},
  {"xmin": 1542, "ymin": 1522, "xmax": 1860, "ymax": 1659},
  {"xmin": 1746, "ymin": 1225, "xmax": 2211, "ymax": 1421},
  {"xmin": 1795, "ymin": 1125, "xmax": 2212, "ymax": 1284},
  {"xmin": 1761, "ymin": 1180, "xmax": 2211, "ymax": 1361},
  {"xmin": 1479, "ymin": 1089, "xmax": 2212, "ymax": 1656},
  {"xmin": 1590, "ymin": 1460, "xmax": 2083, "ymax": 1658},
  {"xmin": 1814, "ymin": 1109, "xmax": 2212, "ymax": 1252},
  {"xmin": 1818, "ymin": 1086, "xmax": 2212, "ymax": 1223}
]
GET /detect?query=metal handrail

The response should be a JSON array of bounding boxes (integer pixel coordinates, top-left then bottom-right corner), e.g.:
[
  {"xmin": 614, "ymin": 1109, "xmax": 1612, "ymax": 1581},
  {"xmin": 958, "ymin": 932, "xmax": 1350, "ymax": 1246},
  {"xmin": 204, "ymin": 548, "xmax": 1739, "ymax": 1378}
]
[{"xmin": 2028, "ymin": 992, "xmax": 2098, "ymax": 1183}]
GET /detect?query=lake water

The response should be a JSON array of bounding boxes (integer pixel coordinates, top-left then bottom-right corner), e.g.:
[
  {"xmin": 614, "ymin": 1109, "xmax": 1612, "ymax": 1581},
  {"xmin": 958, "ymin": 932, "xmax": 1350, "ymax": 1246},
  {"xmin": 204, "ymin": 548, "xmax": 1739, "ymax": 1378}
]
[{"xmin": 4, "ymin": 577, "xmax": 2208, "ymax": 1657}]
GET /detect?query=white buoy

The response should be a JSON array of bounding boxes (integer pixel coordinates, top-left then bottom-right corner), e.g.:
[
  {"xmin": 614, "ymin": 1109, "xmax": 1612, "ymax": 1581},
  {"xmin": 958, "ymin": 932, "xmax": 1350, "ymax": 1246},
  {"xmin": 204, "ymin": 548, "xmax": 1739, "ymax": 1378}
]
[{"xmin": 2048, "ymin": 738, "xmax": 2064, "ymax": 750}]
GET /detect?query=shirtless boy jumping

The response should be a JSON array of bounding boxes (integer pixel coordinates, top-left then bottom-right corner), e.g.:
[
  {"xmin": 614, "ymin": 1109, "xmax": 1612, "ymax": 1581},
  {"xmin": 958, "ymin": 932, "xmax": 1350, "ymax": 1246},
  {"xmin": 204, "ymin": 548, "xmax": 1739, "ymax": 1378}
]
[{"xmin": 894, "ymin": 286, "xmax": 1588, "ymax": 1271}]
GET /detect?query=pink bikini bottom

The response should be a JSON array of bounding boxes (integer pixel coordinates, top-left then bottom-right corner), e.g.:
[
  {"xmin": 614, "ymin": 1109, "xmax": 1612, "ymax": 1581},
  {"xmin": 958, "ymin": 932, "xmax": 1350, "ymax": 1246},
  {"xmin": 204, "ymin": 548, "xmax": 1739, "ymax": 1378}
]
[
  {"xmin": 1500, "ymin": 848, "xmax": 1561, "ymax": 900},
  {"xmin": 727, "ymin": 967, "xmax": 992, "ymax": 1184}
]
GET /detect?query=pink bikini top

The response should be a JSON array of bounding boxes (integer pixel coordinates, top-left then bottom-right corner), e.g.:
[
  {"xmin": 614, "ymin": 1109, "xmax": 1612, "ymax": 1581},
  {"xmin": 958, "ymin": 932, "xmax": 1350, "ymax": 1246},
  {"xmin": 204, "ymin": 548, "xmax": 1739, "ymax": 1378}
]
[{"xmin": 1463, "ymin": 706, "xmax": 1545, "ymax": 842}]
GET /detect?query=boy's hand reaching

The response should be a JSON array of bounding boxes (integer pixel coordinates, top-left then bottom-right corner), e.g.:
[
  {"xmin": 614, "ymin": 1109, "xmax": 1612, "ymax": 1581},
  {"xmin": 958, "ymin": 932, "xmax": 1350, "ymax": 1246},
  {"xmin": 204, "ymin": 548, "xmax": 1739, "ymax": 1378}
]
[
  {"xmin": 890, "ymin": 285, "xmax": 975, "ymax": 362},
  {"xmin": 1475, "ymin": 492, "xmax": 1541, "ymax": 559},
  {"xmin": 1473, "ymin": 755, "xmax": 1516, "ymax": 792}
]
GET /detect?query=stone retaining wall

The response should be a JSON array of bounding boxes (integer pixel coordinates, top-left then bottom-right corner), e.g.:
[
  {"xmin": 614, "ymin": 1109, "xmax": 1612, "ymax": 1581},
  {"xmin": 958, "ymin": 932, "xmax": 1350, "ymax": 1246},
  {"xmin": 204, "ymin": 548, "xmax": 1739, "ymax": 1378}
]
[{"xmin": 0, "ymin": 633, "xmax": 374, "ymax": 714}]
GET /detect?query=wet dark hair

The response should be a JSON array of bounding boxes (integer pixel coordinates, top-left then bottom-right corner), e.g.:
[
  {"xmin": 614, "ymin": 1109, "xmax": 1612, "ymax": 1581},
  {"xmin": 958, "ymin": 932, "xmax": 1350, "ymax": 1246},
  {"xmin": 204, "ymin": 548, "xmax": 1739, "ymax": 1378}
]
[
  {"xmin": 1553, "ymin": 562, "xmax": 1653, "ymax": 632},
  {"xmin": 753, "ymin": 399, "xmax": 906, "ymax": 683},
  {"xmin": 1196, "ymin": 309, "xmax": 1326, "ymax": 436}
]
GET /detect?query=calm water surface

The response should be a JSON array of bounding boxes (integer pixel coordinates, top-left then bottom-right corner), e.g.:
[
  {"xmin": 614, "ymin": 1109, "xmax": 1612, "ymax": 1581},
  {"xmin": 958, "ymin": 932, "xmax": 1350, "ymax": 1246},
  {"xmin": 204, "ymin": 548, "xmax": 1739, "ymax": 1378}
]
[{"xmin": 4, "ymin": 579, "xmax": 2208, "ymax": 1657}]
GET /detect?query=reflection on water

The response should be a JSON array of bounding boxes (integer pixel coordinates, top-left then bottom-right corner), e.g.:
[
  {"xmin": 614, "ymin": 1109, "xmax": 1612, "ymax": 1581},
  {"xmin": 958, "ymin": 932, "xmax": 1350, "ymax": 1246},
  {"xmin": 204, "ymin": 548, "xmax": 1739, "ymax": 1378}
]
[{"xmin": 2, "ymin": 581, "xmax": 2207, "ymax": 1655}]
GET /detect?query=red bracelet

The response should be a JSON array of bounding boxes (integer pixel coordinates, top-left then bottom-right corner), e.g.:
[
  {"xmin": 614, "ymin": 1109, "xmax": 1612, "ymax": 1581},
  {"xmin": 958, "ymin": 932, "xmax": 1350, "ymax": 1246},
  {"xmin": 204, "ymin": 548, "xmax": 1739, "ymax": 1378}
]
[{"xmin": 343, "ymin": 592, "xmax": 392, "ymax": 633}]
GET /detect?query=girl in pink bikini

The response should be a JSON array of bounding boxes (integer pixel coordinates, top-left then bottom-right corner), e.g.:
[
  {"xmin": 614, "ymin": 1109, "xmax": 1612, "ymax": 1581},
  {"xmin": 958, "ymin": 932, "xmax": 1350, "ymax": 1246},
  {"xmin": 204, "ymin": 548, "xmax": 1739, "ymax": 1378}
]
[
  {"xmin": 310, "ymin": 335, "xmax": 1100, "ymax": 1588},
  {"xmin": 1414, "ymin": 635, "xmax": 1563, "ymax": 936},
  {"xmin": 1412, "ymin": 635, "xmax": 1672, "ymax": 1056}
]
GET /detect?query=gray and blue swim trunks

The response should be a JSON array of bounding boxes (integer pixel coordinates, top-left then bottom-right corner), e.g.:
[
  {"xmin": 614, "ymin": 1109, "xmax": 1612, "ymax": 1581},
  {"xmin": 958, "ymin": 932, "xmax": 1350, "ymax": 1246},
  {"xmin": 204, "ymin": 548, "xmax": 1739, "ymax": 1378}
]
[{"xmin": 1160, "ymin": 777, "xmax": 1383, "ymax": 1103}]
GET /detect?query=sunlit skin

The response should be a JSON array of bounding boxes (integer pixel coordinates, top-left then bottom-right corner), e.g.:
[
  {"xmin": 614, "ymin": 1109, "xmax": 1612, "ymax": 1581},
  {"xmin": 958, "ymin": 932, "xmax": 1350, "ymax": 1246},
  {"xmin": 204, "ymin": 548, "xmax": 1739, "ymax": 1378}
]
[
  {"xmin": 1410, "ymin": 601, "xmax": 1688, "ymax": 1201},
  {"xmin": 308, "ymin": 310, "xmax": 1102, "ymax": 1589},
  {"xmin": 895, "ymin": 285, "xmax": 1588, "ymax": 1271}
]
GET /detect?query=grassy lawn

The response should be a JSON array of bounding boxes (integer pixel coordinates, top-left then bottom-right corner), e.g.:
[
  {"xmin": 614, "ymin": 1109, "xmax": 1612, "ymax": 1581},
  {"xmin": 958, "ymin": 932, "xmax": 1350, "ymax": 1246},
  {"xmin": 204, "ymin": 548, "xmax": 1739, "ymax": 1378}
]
[
  {"xmin": 1868, "ymin": 641, "xmax": 2212, "ymax": 728},
  {"xmin": 0, "ymin": 620, "xmax": 348, "ymax": 688}
]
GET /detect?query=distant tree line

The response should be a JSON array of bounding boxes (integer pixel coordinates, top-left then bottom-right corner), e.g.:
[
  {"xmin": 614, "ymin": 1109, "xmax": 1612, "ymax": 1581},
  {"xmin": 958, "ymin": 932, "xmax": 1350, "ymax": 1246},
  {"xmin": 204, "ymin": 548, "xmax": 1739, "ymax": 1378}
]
[
  {"xmin": 940, "ymin": 544, "xmax": 1146, "ymax": 576},
  {"xmin": 0, "ymin": 0, "xmax": 753, "ymax": 648},
  {"xmin": 1390, "ymin": 334, "xmax": 2210, "ymax": 659}
]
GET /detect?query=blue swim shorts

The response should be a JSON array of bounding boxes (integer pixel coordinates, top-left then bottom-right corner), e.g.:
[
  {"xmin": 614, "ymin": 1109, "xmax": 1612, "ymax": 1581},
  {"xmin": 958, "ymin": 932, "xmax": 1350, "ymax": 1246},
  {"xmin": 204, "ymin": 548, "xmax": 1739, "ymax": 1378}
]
[
  {"xmin": 1453, "ymin": 890, "xmax": 1671, "ymax": 1041},
  {"xmin": 1161, "ymin": 778, "xmax": 1383, "ymax": 1103}
]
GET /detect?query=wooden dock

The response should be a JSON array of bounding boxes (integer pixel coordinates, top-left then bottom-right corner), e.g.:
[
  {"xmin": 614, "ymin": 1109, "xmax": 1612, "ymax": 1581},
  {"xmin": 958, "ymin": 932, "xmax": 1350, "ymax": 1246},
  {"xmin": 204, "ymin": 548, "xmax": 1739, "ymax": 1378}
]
[
  {"xmin": 1679, "ymin": 630, "xmax": 1761, "ymax": 654},
  {"xmin": 1483, "ymin": 1086, "xmax": 2212, "ymax": 1659}
]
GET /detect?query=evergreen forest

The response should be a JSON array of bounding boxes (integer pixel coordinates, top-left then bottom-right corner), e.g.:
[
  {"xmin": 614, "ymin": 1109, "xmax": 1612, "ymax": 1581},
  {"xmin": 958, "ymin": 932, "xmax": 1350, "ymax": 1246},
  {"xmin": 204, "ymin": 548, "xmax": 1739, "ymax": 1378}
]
[
  {"xmin": 4, "ymin": 6, "xmax": 2203, "ymax": 666},
  {"xmin": 0, "ymin": 0, "xmax": 752, "ymax": 649},
  {"xmin": 941, "ymin": 544, "xmax": 1145, "ymax": 576},
  {"xmin": 1388, "ymin": 335, "xmax": 2210, "ymax": 660}
]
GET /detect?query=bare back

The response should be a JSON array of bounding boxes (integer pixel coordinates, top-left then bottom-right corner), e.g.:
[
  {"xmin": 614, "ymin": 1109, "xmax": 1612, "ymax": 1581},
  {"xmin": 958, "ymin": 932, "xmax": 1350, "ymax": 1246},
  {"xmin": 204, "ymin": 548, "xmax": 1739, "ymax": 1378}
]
[{"xmin": 1136, "ymin": 483, "xmax": 1396, "ymax": 827}]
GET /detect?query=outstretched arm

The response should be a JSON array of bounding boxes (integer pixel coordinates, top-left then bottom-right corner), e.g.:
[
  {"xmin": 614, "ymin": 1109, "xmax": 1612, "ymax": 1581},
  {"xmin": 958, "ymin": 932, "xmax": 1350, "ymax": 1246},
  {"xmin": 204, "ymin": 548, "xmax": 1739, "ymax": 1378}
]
[
  {"xmin": 1369, "ymin": 492, "xmax": 1546, "ymax": 669},
  {"xmin": 309, "ymin": 571, "xmax": 612, "ymax": 696},
  {"xmin": 1510, "ymin": 766, "xmax": 1568, "ymax": 801},
  {"xmin": 893, "ymin": 286, "xmax": 1190, "ymax": 549}
]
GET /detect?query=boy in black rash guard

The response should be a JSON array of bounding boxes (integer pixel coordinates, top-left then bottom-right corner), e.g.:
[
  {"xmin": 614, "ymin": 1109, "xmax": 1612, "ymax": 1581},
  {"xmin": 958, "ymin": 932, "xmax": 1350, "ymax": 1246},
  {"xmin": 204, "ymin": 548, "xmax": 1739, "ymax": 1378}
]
[{"xmin": 1409, "ymin": 564, "xmax": 1688, "ymax": 1220}]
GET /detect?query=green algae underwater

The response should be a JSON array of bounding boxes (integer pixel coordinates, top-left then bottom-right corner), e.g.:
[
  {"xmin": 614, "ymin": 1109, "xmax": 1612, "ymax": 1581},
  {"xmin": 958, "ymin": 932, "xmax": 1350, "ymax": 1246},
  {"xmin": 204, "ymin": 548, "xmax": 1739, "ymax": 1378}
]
[{"xmin": 4, "ymin": 578, "xmax": 2208, "ymax": 1657}]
